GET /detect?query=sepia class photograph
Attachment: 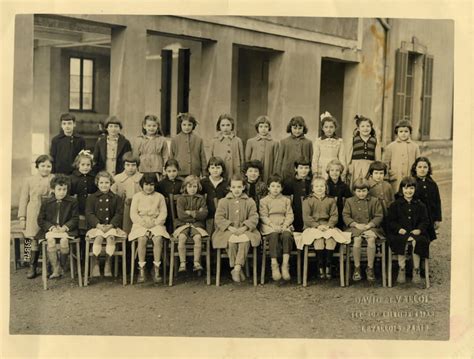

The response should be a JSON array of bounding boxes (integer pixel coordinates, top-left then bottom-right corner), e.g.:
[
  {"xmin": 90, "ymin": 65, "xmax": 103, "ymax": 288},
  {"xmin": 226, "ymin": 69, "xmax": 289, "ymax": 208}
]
[{"xmin": 7, "ymin": 13, "xmax": 454, "ymax": 343}]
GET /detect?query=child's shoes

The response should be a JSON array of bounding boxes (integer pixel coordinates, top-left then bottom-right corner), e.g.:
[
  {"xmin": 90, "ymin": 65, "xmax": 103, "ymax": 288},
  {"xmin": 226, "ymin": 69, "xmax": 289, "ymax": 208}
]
[
  {"xmin": 92, "ymin": 263, "xmax": 101, "ymax": 277},
  {"xmin": 318, "ymin": 267, "xmax": 325, "ymax": 280},
  {"xmin": 193, "ymin": 262, "xmax": 203, "ymax": 272},
  {"xmin": 325, "ymin": 266, "xmax": 332, "ymax": 280},
  {"xmin": 49, "ymin": 271, "xmax": 61, "ymax": 279},
  {"xmin": 352, "ymin": 267, "xmax": 362, "ymax": 281},
  {"xmin": 104, "ymin": 259, "xmax": 112, "ymax": 277},
  {"xmin": 231, "ymin": 268, "xmax": 241, "ymax": 283},
  {"xmin": 137, "ymin": 266, "xmax": 146, "ymax": 283},
  {"xmin": 178, "ymin": 262, "xmax": 186, "ymax": 273},
  {"xmin": 412, "ymin": 268, "xmax": 421, "ymax": 283},
  {"xmin": 396, "ymin": 267, "xmax": 406, "ymax": 284},
  {"xmin": 281, "ymin": 263, "xmax": 291, "ymax": 281},
  {"xmin": 153, "ymin": 266, "xmax": 162, "ymax": 283},
  {"xmin": 271, "ymin": 262, "xmax": 282, "ymax": 281},
  {"xmin": 366, "ymin": 267, "xmax": 375, "ymax": 282}
]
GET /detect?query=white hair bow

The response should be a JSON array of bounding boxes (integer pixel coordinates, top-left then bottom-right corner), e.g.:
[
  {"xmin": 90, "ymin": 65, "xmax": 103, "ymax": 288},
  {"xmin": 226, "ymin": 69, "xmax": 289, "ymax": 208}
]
[
  {"xmin": 78, "ymin": 149, "xmax": 94, "ymax": 160},
  {"xmin": 320, "ymin": 111, "xmax": 332, "ymax": 120}
]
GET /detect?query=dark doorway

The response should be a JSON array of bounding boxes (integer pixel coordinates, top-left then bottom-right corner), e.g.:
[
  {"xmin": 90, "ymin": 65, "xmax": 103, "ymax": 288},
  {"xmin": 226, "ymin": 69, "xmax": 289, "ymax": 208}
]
[
  {"xmin": 319, "ymin": 59, "xmax": 345, "ymax": 138},
  {"xmin": 235, "ymin": 48, "xmax": 270, "ymax": 145}
]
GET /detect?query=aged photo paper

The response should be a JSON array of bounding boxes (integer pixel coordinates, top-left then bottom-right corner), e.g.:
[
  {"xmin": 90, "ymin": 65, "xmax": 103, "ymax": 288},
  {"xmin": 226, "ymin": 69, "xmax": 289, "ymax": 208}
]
[{"xmin": 0, "ymin": 0, "xmax": 472, "ymax": 357}]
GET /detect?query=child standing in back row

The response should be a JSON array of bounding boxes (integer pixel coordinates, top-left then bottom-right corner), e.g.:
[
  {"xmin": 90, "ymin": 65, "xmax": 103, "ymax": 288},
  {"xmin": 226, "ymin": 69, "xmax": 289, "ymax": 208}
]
[
  {"xmin": 312, "ymin": 112, "xmax": 346, "ymax": 179},
  {"xmin": 275, "ymin": 116, "xmax": 313, "ymax": 182},
  {"xmin": 170, "ymin": 113, "xmax": 207, "ymax": 177},
  {"xmin": 93, "ymin": 116, "xmax": 132, "ymax": 176},
  {"xmin": 210, "ymin": 114, "xmax": 244, "ymax": 179},
  {"xmin": 383, "ymin": 119, "xmax": 421, "ymax": 192},
  {"xmin": 245, "ymin": 115, "xmax": 279, "ymax": 184},
  {"xmin": 134, "ymin": 114, "xmax": 169, "ymax": 179},
  {"xmin": 50, "ymin": 113, "xmax": 85, "ymax": 175},
  {"xmin": 347, "ymin": 115, "xmax": 381, "ymax": 186}
]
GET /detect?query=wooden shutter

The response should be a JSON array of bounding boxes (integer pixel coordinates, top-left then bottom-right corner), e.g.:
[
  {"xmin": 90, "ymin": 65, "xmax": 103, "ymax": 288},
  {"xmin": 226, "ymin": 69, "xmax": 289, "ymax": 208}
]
[
  {"xmin": 160, "ymin": 49, "xmax": 172, "ymax": 136},
  {"xmin": 392, "ymin": 49, "xmax": 409, "ymax": 133},
  {"xmin": 420, "ymin": 55, "xmax": 434, "ymax": 140},
  {"xmin": 177, "ymin": 48, "xmax": 190, "ymax": 118}
]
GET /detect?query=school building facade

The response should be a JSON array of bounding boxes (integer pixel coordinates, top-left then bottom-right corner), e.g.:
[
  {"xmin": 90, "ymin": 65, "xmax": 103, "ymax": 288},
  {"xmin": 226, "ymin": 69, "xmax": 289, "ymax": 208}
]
[{"xmin": 11, "ymin": 15, "xmax": 453, "ymax": 207}]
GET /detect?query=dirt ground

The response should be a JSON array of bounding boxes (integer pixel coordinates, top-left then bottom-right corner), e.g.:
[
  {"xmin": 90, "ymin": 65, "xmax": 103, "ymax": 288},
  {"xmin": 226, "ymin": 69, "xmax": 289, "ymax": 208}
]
[{"xmin": 9, "ymin": 182, "xmax": 451, "ymax": 340}]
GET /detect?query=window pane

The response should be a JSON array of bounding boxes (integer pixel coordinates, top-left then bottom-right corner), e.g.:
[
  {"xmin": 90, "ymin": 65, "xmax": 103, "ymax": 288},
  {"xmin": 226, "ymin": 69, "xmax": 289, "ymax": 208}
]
[
  {"xmin": 83, "ymin": 75, "xmax": 93, "ymax": 93},
  {"xmin": 70, "ymin": 58, "xmax": 81, "ymax": 76},
  {"xmin": 69, "ymin": 92, "xmax": 80, "ymax": 109},
  {"xmin": 82, "ymin": 93, "xmax": 92, "ymax": 110},
  {"xmin": 70, "ymin": 75, "xmax": 80, "ymax": 92},
  {"xmin": 83, "ymin": 59, "xmax": 93, "ymax": 76}
]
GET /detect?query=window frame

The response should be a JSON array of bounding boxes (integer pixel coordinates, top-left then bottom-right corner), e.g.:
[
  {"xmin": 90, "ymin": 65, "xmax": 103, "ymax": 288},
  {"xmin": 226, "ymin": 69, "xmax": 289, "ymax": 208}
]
[{"xmin": 68, "ymin": 56, "xmax": 95, "ymax": 112}]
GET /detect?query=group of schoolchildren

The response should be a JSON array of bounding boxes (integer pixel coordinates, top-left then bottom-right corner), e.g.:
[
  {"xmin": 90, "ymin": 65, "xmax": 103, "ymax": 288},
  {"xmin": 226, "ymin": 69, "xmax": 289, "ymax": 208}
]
[{"xmin": 17, "ymin": 110, "xmax": 442, "ymax": 286}]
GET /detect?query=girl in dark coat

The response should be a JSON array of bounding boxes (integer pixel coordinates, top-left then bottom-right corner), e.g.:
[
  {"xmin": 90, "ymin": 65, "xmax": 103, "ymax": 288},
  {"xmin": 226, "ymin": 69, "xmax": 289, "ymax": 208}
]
[
  {"xmin": 411, "ymin": 157, "xmax": 442, "ymax": 240},
  {"xmin": 386, "ymin": 176, "xmax": 431, "ymax": 284},
  {"xmin": 326, "ymin": 159, "xmax": 352, "ymax": 230}
]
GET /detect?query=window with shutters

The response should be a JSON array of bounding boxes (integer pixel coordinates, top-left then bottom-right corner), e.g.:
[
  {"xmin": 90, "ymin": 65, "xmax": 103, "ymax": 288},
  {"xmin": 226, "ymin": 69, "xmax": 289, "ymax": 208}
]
[
  {"xmin": 69, "ymin": 57, "xmax": 94, "ymax": 111},
  {"xmin": 392, "ymin": 49, "xmax": 434, "ymax": 140}
]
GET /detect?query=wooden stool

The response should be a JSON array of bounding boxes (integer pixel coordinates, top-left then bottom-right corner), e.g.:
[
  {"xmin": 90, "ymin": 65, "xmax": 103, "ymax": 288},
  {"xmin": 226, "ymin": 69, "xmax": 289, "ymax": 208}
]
[
  {"xmin": 260, "ymin": 235, "xmax": 302, "ymax": 285},
  {"xmin": 387, "ymin": 247, "xmax": 430, "ymax": 288},
  {"xmin": 83, "ymin": 236, "xmax": 127, "ymax": 286},
  {"xmin": 345, "ymin": 238, "xmax": 386, "ymax": 287},
  {"xmin": 130, "ymin": 238, "xmax": 167, "ymax": 285},
  {"xmin": 41, "ymin": 237, "xmax": 82, "ymax": 290},
  {"xmin": 302, "ymin": 243, "xmax": 347, "ymax": 287}
]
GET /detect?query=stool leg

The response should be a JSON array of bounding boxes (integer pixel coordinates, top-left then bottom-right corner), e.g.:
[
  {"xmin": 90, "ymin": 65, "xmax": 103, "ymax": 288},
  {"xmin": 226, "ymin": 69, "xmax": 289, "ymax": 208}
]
[
  {"xmin": 260, "ymin": 238, "xmax": 266, "ymax": 285},
  {"xmin": 253, "ymin": 246, "xmax": 257, "ymax": 287},
  {"xmin": 303, "ymin": 245, "xmax": 308, "ymax": 287},
  {"xmin": 388, "ymin": 248, "xmax": 392, "ymax": 288},
  {"xmin": 76, "ymin": 242, "xmax": 82, "ymax": 287},
  {"xmin": 425, "ymin": 259, "xmax": 430, "ymax": 289},
  {"xmin": 297, "ymin": 250, "xmax": 301, "ymax": 285},
  {"xmin": 162, "ymin": 240, "xmax": 167, "ymax": 285},
  {"xmin": 42, "ymin": 241, "xmax": 48, "ymax": 290},
  {"xmin": 70, "ymin": 245, "xmax": 74, "ymax": 279},
  {"xmin": 84, "ymin": 241, "xmax": 90, "ymax": 287},
  {"xmin": 245, "ymin": 257, "xmax": 250, "ymax": 278},
  {"xmin": 114, "ymin": 254, "xmax": 119, "ymax": 278},
  {"xmin": 206, "ymin": 238, "xmax": 211, "ymax": 285},
  {"xmin": 339, "ymin": 245, "xmax": 345, "ymax": 287},
  {"xmin": 13, "ymin": 236, "xmax": 18, "ymax": 272},
  {"xmin": 130, "ymin": 241, "xmax": 135, "ymax": 285},
  {"xmin": 346, "ymin": 245, "xmax": 350, "ymax": 287},
  {"xmin": 381, "ymin": 242, "xmax": 386, "ymax": 287},
  {"xmin": 216, "ymin": 248, "xmax": 221, "ymax": 287},
  {"xmin": 122, "ymin": 241, "xmax": 127, "ymax": 286},
  {"xmin": 169, "ymin": 240, "xmax": 174, "ymax": 287}
]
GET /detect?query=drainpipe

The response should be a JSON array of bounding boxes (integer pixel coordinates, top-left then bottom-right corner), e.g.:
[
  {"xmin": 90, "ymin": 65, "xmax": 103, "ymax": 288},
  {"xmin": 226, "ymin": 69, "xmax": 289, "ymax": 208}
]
[{"xmin": 377, "ymin": 18, "xmax": 391, "ymax": 146}]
